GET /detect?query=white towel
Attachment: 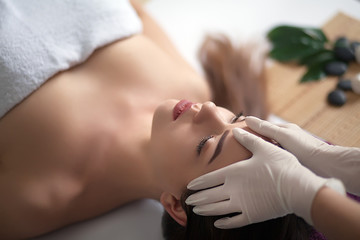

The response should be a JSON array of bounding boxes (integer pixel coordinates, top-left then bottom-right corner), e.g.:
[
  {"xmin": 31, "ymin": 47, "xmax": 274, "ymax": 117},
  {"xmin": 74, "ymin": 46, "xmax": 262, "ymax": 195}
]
[{"xmin": 0, "ymin": 0, "xmax": 142, "ymax": 118}]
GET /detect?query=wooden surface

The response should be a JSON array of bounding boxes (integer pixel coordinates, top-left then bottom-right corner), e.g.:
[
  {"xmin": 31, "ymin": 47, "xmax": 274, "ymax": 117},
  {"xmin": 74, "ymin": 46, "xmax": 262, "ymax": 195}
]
[{"xmin": 267, "ymin": 12, "xmax": 360, "ymax": 147}]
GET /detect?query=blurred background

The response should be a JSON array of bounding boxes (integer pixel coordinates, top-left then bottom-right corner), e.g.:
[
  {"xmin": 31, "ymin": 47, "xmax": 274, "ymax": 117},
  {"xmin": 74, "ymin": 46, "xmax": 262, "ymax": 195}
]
[
  {"xmin": 142, "ymin": 0, "xmax": 360, "ymax": 72},
  {"xmin": 143, "ymin": 0, "xmax": 360, "ymax": 147}
]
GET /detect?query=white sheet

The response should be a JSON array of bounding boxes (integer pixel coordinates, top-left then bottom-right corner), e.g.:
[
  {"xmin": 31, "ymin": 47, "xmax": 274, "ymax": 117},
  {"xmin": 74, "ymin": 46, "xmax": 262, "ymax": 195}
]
[
  {"xmin": 34, "ymin": 200, "xmax": 164, "ymax": 240},
  {"xmin": 0, "ymin": 0, "xmax": 142, "ymax": 118}
]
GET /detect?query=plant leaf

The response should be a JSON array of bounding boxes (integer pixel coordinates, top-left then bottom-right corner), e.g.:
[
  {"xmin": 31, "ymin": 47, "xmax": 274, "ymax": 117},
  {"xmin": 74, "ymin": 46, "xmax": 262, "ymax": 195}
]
[
  {"xmin": 269, "ymin": 42, "xmax": 324, "ymax": 62},
  {"xmin": 271, "ymin": 36, "xmax": 325, "ymax": 48},
  {"xmin": 267, "ymin": 26, "xmax": 308, "ymax": 41},
  {"xmin": 300, "ymin": 64, "xmax": 327, "ymax": 83},
  {"xmin": 303, "ymin": 28, "xmax": 328, "ymax": 42},
  {"xmin": 299, "ymin": 49, "xmax": 336, "ymax": 66},
  {"xmin": 267, "ymin": 25, "xmax": 327, "ymax": 44}
]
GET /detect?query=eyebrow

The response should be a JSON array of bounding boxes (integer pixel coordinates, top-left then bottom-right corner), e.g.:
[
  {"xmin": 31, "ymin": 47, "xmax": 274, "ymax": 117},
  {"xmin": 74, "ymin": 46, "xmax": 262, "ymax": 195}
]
[{"xmin": 208, "ymin": 130, "xmax": 230, "ymax": 164}]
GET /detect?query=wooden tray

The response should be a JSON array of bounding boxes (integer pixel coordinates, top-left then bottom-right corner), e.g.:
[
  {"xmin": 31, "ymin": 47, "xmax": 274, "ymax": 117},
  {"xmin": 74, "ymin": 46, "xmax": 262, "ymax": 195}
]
[{"xmin": 266, "ymin": 12, "xmax": 360, "ymax": 147}]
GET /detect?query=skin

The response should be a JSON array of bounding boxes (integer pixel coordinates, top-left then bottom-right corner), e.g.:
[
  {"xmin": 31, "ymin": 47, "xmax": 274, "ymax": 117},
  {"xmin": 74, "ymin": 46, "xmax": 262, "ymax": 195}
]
[
  {"xmin": 0, "ymin": 1, "xmax": 250, "ymax": 239},
  {"xmin": 311, "ymin": 187, "xmax": 360, "ymax": 240},
  {"xmin": 150, "ymin": 100, "xmax": 252, "ymax": 199},
  {"xmin": 150, "ymin": 100, "xmax": 254, "ymax": 226}
]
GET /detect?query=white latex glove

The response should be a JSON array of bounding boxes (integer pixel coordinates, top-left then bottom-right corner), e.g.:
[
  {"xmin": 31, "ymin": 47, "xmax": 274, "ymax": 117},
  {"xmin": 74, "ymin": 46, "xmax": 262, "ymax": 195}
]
[
  {"xmin": 245, "ymin": 116, "xmax": 360, "ymax": 195},
  {"xmin": 186, "ymin": 128, "xmax": 345, "ymax": 229}
]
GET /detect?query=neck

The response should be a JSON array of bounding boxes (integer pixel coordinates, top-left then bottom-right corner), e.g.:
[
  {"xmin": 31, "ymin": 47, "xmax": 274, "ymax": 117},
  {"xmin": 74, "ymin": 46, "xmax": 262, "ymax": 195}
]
[
  {"xmin": 134, "ymin": 140, "xmax": 163, "ymax": 200},
  {"xmin": 105, "ymin": 105, "xmax": 163, "ymax": 203}
]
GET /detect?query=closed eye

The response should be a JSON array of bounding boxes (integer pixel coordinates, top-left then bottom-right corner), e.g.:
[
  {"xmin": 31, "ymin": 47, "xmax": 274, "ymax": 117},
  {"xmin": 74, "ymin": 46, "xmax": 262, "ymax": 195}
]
[
  {"xmin": 196, "ymin": 112, "xmax": 244, "ymax": 156},
  {"xmin": 231, "ymin": 112, "xmax": 244, "ymax": 124},
  {"xmin": 197, "ymin": 135, "xmax": 213, "ymax": 155}
]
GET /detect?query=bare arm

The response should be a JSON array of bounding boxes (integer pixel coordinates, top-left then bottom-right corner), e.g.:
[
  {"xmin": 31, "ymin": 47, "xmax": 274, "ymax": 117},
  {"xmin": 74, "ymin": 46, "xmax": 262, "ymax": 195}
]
[{"xmin": 312, "ymin": 187, "xmax": 360, "ymax": 240}]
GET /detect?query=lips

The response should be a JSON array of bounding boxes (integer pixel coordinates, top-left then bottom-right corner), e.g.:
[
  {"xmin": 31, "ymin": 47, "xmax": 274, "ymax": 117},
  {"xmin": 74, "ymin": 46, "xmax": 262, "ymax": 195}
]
[{"xmin": 173, "ymin": 100, "xmax": 193, "ymax": 120}]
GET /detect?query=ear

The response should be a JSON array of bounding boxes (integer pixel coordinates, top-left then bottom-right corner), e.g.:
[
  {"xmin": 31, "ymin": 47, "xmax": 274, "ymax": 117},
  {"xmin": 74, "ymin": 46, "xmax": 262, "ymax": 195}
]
[{"xmin": 160, "ymin": 192, "xmax": 187, "ymax": 226}]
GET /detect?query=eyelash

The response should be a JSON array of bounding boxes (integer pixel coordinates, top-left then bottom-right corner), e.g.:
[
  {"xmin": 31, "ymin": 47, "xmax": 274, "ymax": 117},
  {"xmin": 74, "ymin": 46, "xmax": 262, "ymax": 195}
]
[
  {"xmin": 196, "ymin": 112, "xmax": 244, "ymax": 155},
  {"xmin": 231, "ymin": 112, "xmax": 243, "ymax": 123},
  {"xmin": 197, "ymin": 135, "xmax": 214, "ymax": 155}
]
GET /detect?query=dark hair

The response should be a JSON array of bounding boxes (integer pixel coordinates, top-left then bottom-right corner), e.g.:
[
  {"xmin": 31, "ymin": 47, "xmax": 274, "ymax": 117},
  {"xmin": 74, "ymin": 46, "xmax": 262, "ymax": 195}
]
[
  {"xmin": 162, "ymin": 189, "xmax": 312, "ymax": 240},
  {"xmin": 198, "ymin": 34, "xmax": 268, "ymax": 119}
]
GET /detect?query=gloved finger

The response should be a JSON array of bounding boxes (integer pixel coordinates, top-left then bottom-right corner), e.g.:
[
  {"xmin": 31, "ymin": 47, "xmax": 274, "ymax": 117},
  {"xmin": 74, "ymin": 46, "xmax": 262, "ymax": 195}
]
[
  {"xmin": 187, "ymin": 167, "xmax": 227, "ymax": 190},
  {"xmin": 214, "ymin": 214, "xmax": 249, "ymax": 229},
  {"xmin": 187, "ymin": 159, "xmax": 251, "ymax": 190},
  {"xmin": 185, "ymin": 184, "xmax": 228, "ymax": 206},
  {"xmin": 245, "ymin": 116, "xmax": 295, "ymax": 144},
  {"xmin": 245, "ymin": 116, "xmax": 282, "ymax": 139},
  {"xmin": 278, "ymin": 122, "xmax": 301, "ymax": 130},
  {"xmin": 193, "ymin": 200, "xmax": 234, "ymax": 216},
  {"xmin": 232, "ymin": 127, "xmax": 275, "ymax": 153}
]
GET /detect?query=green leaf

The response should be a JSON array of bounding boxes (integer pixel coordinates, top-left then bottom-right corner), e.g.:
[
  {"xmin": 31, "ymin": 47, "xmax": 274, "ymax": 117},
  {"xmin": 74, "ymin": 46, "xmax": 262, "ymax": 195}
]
[
  {"xmin": 300, "ymin": 64, "xmax": 327, "ymax": 83},
  {"xmin": 267, "ymin": 25, "xmax": 327, "ymax": 44},
  {"xmin": 267, "ymin": 24, "xmax": 330, "ymax": 83},
  {"xmin": 303, "ymin": 28, "xmax": 328, "ymax": 42},
  {"xmin": 271, "ymin": 36, "xmax": 325, "ymax": 48},
  {"xmin": 299, "ymin": 50, "xmax": 336, "ymax": 82},
  {"xmin": 299, "ymin": 49, "xmax": 336, "ymax": 66},
  {"xmin": 267, "ymin": 26, "xmax": 307, "ymax": 41},
  {"xmin": 269, "ymin": 42, "xmax": 324, "ymax": 62}
]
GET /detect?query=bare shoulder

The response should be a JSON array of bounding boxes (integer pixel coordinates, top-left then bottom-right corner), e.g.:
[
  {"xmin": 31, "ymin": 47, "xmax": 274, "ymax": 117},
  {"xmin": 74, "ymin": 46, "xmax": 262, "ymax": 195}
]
[
  {"xmin": 0, "ymin": 73, "xmax": 100, "ymax": 239},
  {"xmin": 0, "ymin": 166, "xmax": 83, "ymax": 239}
]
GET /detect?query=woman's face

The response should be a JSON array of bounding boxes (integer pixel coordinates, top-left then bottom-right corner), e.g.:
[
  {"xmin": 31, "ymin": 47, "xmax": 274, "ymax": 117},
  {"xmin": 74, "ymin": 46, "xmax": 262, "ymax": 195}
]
[{"xmin": 150, "ymin": 99, "xmax": 256, "ymax": 198}]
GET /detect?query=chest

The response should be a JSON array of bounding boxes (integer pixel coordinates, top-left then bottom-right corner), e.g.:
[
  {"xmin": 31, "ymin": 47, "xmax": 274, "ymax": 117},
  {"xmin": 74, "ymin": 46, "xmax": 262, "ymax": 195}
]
[
  {"xmin": 0, "ymin": 33, "xmax": 211, "ymax": 196},
  {"xmin": 0, "ymin": 32, "xmax": 211, "ymax": 196}
]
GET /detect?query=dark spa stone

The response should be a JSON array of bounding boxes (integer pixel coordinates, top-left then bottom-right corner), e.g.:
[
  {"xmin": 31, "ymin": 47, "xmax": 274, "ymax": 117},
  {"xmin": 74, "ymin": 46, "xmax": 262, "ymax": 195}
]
[
  {"xmin": 327, "ymin": 89, "xmax": 347, "ymax": 106},
  {"xmin": 334, "ymin": 37, "xmax": 355, "ymax": 62},
  {"xmin": 334, "ymin": 37, "xmax": 348, "ymax": 47},
  {"xmin": 337, "ymin": 79, "xmax": 352, "ymax": 91},
  {"xmin": 334, "ymin": 46, "xmax": 355, "ymax": 62},
  {"xmin": 324, "ymin": 61, "xmax": 348, "ymax": 76}
]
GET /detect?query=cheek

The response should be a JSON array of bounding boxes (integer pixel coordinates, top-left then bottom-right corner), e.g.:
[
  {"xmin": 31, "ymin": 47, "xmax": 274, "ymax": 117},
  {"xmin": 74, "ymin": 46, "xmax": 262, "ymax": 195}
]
[{"xmin": 153, "ymin": 143, "xmax": 202, "ymax": 196}]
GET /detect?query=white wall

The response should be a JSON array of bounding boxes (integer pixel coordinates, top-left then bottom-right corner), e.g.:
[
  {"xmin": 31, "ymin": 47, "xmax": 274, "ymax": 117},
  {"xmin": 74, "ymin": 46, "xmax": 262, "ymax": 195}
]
[{"xmin": 145, "ymin": 0, "xmax": 360, "ymax": 72}]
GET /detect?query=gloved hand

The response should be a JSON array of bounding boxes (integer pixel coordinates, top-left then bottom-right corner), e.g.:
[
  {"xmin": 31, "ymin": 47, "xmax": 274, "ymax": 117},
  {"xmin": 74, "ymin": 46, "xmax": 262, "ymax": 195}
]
[
  {"xmin": 245, "ymin": 116, "xmax": 360, "ymax": 195},
  {"xmin": 186, "ymin": 128, "xmax": 345, "ymax": 229}
]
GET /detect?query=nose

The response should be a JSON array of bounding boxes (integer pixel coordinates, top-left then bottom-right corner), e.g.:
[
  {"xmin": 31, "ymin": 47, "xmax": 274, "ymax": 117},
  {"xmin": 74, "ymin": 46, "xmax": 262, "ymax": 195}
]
[{"xmin": 193, "ymin": 102, "xmax": 226, "ymax": 129}]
